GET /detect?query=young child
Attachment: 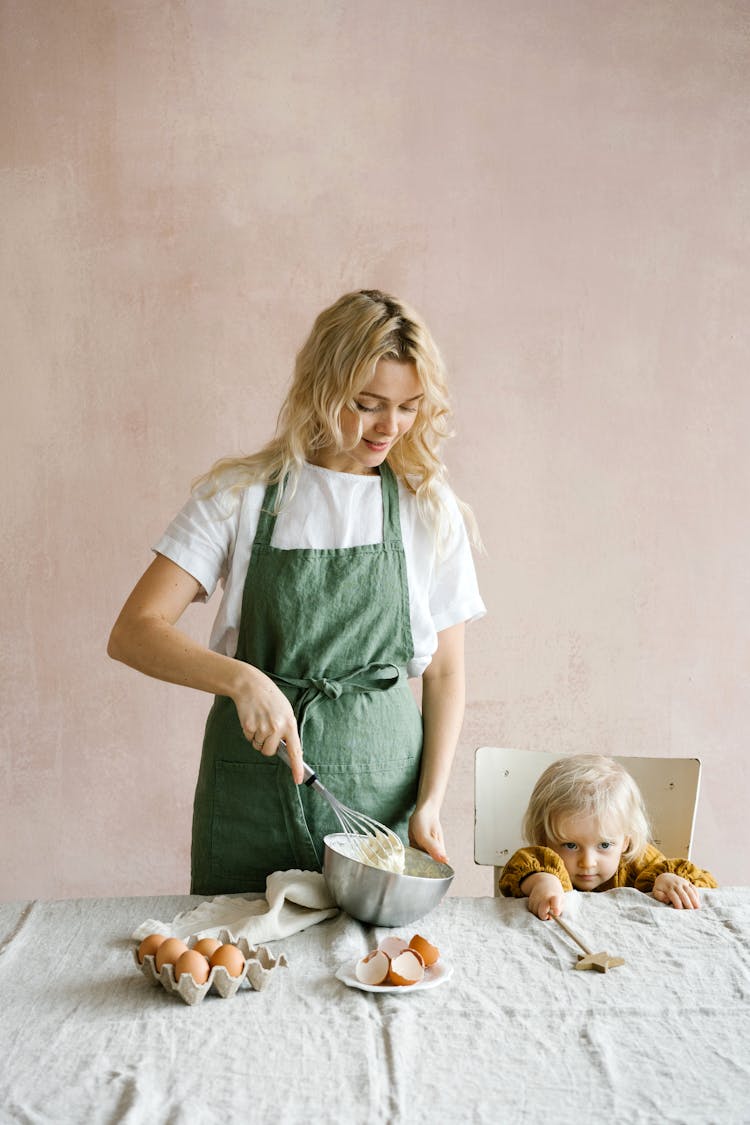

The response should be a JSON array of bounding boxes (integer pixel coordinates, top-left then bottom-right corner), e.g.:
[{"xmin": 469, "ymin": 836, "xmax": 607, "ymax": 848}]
[{"xmin": 499, "ymin": 754, "xmax": 717, "ymax": 919}]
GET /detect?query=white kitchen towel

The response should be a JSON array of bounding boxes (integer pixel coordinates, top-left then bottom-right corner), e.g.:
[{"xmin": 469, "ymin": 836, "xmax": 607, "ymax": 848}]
[{"xmin": 131, "ymin": 870, "xmax": 338, "ymax": 944}]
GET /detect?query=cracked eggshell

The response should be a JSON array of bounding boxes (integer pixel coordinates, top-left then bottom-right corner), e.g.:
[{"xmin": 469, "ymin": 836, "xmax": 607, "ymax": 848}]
[
  {"xmin": 387, "ymin": 949, "xmax": 425, "ymax": 987},
  {"xmin": 355, "ymin": 949, "xmax": 390, "ymax": 986},
  {"xmin": 409, "ymin": 934, "xmax": 440, "ymax": 967},
  {"xmin": 378, "ymin": 936, "xmax": 410, "ymax": 960}
]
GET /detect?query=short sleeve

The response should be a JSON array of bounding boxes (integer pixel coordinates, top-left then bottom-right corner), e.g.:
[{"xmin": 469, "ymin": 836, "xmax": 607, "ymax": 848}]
[
  {"xmin": 153, "ymin": 487, "xmax": 240, "ymax": 601},
  {"xmin": 428, "ymin": 487, "xmax": 486, "ymax": 633}
]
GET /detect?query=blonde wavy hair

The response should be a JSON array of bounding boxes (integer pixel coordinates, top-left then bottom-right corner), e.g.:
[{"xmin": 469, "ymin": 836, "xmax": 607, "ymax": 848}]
[
  {"xmin": 193, "ymin": 289, "xmax": 480, "ymax": 547},
  {"xmin": 522, "ymin": 754, "xmax": 651, "ymax": 864}
]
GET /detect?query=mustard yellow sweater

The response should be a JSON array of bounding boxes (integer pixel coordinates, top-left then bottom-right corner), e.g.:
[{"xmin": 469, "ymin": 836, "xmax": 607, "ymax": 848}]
[{"xmin": 498, "ymin": 843, "xmax": 717, "ymax": 898}]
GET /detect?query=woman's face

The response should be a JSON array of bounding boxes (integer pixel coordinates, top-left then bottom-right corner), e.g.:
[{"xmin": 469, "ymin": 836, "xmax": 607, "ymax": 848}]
[{"xmin": 314, "ymin": 358, "xmax": 423, "ymax": 475}]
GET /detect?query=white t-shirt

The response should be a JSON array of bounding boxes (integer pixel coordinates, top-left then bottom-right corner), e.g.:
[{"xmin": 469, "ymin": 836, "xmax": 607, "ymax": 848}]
[{"xmin": 154, "ymin": 462, "xmax": 486, "ymax": 679}]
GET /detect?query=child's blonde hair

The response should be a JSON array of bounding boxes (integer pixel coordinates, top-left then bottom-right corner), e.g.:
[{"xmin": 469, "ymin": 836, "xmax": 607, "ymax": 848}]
[
  {"xmin": 522, "ymin": 754, "xmax": 651, "ymax": 863},
  {"xmin": 193, "ymin": 288, "xmax": 480, "ymax": 549}
]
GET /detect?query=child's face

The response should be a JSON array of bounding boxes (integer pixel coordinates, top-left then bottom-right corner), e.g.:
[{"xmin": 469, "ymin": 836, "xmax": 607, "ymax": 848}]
[{"xmin": 548, "ymin": 813, "xmax": 628, "ymax": 891}]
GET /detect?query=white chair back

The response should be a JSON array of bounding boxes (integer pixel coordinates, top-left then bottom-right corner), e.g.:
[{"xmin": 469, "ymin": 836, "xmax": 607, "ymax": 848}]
[{"xmin": 474, "ymin": 747, "xmax": 701, "ymax": 894}]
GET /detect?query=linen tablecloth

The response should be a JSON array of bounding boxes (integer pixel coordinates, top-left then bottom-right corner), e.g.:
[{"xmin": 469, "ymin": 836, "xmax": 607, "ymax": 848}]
[{"xmin": 1, "ymin": 888, "xmax": 749, "ymax": 1124}]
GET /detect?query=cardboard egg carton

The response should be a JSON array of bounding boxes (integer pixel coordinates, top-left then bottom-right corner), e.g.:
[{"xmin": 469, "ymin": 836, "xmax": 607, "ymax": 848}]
[{"xmin": 134, "ymin": 928, "xmax": 288, "ymax": 1006}]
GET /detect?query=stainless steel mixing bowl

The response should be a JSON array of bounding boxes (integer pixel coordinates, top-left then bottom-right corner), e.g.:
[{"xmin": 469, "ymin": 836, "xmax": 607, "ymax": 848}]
[{"xmin": 323, "ymin": 832, "xmax": 455, "ymax": 927}]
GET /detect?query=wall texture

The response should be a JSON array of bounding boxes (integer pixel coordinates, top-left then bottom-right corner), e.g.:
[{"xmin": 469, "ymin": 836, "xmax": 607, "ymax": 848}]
[{"xmin": 2, "ymin": 0, "xmax": 748, "ymax": 900}]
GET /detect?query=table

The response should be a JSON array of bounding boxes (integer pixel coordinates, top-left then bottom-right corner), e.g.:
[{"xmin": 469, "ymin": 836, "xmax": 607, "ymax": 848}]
[{"xmin": 2, "ymin": 888, "xmax": 749, "ymax": 1124}]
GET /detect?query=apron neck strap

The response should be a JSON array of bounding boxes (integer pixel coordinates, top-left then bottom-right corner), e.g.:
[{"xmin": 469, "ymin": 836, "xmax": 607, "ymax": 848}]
[
  {"xmin": 254, "ymin": 476, "xmax": 282, "ymax": 546},
  {"xmin": 379, "ymin": 461, "xmax": 403, "ymax": 546},
  {"xmin": 254, "ymin": 462, "xmax": 404, "ymax": 547}
]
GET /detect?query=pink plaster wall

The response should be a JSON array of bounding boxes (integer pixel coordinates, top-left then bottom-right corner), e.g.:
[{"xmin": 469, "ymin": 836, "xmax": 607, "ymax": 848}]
[{"xmin": 2, "ymin": 1, "xmax": 748, "ymax": 901}]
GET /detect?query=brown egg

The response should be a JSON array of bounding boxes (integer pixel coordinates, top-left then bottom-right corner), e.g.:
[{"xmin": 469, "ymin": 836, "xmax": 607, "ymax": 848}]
[
  {"xmin": 387, "ymin": 949, "xmax": 425, "ymax": 987},
  {"xmin": 409, "ymin": 934, "xmax": 440, "ymax": 967},
  {"xmin": 355, "ymin": 949, "xmax": 390, "ymax": 986},
  {"xmin": 174, "ymin": 949, "xmax": 210, "ymax": 984},
  {"xmin": 137, "ymin": 933, "xmax": 167, "ymax": 964},
  {"xmin": 155, "ymin": 937, "xmax": 190, "ymax": 972},
  {"xmin": 192, "ymin": 937, "xmax": 222, "ymax": 959},
  {"xmin": 209, "ymin": 943, "xmax": 245, "ymax": 978}
]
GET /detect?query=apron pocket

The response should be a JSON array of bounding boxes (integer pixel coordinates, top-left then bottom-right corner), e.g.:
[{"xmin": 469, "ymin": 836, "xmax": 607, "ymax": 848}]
[
  {"xmin": 298, "ymin": 685, "xmax": 424, "ymax": 845},
  {"xmin": 300, "ymin": 755, "xmax": 422, "ymax": 847},
  {"xmin": 210, "ymin": 758, "xmax": 303, "ymax": 887}
]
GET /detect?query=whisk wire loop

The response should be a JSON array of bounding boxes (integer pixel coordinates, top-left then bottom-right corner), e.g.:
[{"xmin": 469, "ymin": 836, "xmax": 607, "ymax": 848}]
[
  {"xmin": 326, "ymin": 791, "xmax": 404, "ymax": 868},
  {"xmin": 277, "ymin": 740, "xmax": 404, "ymax": 871},
  {"xmin": 275, "ymin": 742, "xmax": 404, "ymax": 873}
]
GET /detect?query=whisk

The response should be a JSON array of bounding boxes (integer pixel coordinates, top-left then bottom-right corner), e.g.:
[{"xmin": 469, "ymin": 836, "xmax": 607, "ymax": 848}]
[{"xmin": 277, "ymin": 741, "xmax": 405, "ymax": 871}]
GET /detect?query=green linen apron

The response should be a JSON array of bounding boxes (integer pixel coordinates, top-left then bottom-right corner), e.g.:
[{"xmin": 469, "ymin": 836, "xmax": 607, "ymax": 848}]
[{"xmin": 190, "ymin": 463, "xmax": 424, "ymax": 894}]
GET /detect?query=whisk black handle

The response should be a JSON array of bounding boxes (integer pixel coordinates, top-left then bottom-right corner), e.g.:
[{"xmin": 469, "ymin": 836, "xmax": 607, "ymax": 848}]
[{"xmin": 277, "ymin": 740, "xmax": 319, "ymax": 787}]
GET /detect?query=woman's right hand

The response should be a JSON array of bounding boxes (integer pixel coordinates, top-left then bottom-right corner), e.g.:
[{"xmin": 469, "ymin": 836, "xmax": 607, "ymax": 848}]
[{"xmin": 231, "ymin": 664, "xmax": 304, "ymax": 783}]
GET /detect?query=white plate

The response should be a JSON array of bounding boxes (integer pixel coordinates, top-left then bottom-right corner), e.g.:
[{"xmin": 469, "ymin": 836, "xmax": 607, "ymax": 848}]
[{"xmin": 335, "ymin": 958, "xmax": 453, "ymax": 993}]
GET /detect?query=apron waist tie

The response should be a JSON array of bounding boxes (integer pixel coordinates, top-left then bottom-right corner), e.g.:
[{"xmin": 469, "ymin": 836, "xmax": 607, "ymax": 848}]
[
  {"xmin": 268, "ymin": 661, "xmax": 407, "ymax": 869},
  {"xmin": 269, "ymin": 662, "xmax": 404, "ymax": 741}
]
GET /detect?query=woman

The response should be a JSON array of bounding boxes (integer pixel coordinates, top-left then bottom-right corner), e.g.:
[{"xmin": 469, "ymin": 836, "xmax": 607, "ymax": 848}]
[{"xmin": 109, "ymin": 289, "xmax": 485, "ymax": 893}]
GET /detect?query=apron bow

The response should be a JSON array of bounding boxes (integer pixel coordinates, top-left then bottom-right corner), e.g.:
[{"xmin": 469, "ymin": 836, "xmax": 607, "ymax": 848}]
[
  {"xmin": 309, "ymin": 678, "xmax": 343, "ymax": 700},
  {"xmin": 270, "ymin": 662, "xmax": 403, "ymax": 733}
]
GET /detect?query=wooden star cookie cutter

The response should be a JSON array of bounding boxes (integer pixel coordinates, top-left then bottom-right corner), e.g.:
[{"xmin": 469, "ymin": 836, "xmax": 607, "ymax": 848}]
[{"xmin": 552, "ymin": 915, "xmax": 625, "ymax": 973}]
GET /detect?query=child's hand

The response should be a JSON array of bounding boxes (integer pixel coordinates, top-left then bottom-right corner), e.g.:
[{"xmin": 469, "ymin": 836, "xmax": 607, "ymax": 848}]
[
  {"xmin": 523, "ymin": 872, "xmax": 566, "ymax": 920},
  {"xmin": 652, "ymin": 872, "xmax": 701, "ymax": 909}
]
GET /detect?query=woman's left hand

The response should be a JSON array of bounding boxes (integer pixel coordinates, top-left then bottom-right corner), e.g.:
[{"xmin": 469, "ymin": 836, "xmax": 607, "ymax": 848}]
[
  {"xmin": 407, "ymin": 622, "xmax": 465, "ymax": 868},
  {"xmin": 408, "ymin": 803, "xmax": 449, "ymax": 865}
]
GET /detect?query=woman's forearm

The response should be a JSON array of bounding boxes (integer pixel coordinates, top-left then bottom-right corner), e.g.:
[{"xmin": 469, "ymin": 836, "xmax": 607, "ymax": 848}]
[
  {"xmin": 107, "ymin": 555, "xmax": 248, "ymax": 697},
  {"xmin": 417, "ymin": 671, "xmax": 465, "ymax": 810},
  {"xmin": 107, "ymin": 555, "xmax": 306, "ymax": 782},
  {"xmin": 415, "ymin": 622, "xmax": 466, "ymax": 812},
  {"xmin": 108, "ymin": 611, "xmax": 250, "ymax": 699}
]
